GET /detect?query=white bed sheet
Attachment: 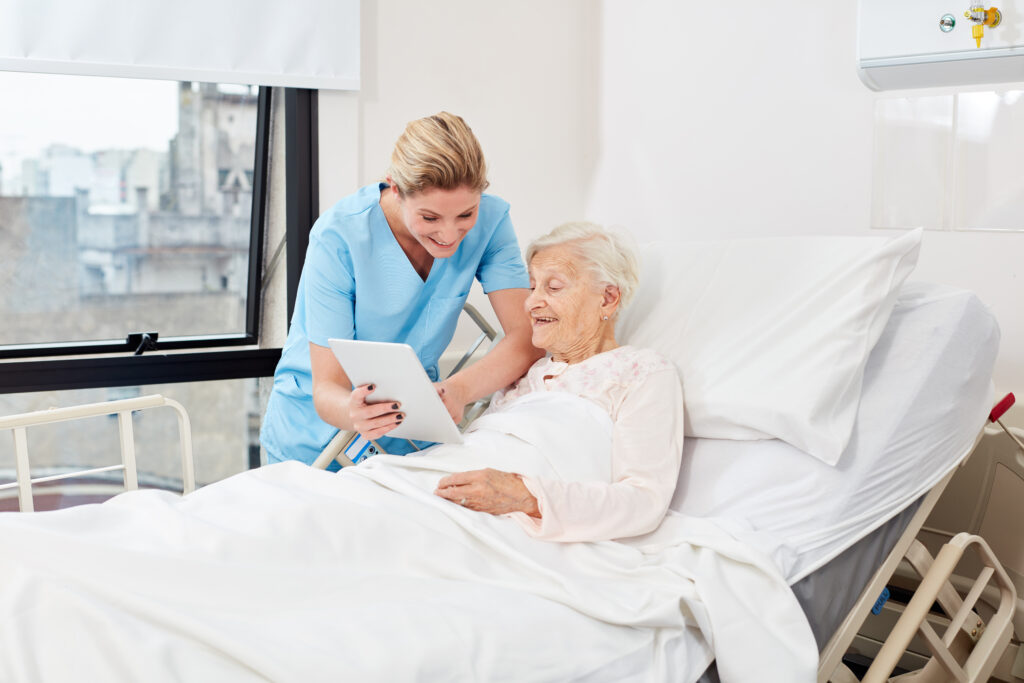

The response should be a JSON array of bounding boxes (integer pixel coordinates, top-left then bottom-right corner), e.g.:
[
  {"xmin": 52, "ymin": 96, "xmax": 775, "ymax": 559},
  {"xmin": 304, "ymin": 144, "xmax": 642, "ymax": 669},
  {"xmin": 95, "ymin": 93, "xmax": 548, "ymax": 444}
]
[
  {"xmin": 669, "ymin": 283, "xmax": 999, "ymax": 583},
  {"xmin": 0, "ymin": 392, "xmax": 816, "ymax": 683}
]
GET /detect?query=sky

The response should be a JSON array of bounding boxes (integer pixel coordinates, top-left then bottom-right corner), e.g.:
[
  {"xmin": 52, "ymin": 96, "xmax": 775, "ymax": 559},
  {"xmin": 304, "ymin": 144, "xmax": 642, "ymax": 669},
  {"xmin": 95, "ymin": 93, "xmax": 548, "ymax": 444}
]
[{"xmin": 0, "ymin": 71, "xmax": 179, "ymax": 191}]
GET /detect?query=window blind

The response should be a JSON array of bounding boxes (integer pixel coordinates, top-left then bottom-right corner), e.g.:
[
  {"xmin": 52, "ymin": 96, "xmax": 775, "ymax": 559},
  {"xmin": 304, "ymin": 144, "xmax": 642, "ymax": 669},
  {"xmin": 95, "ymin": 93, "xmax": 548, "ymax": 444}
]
[{"xmin": 0, "ymin": 0, "xmax": 359, "ymax": 89}]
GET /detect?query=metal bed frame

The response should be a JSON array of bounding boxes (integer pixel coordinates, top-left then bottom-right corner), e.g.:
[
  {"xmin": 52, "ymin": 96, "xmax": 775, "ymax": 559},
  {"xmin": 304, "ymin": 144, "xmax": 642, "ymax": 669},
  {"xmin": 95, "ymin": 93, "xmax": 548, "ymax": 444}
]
[
  {"xmin": 820, "ymin": 399, "xmax": 1022, "ymax": 682},
  {"xmin": 0, "ymin": 394, "xmax": 196, "ymax": 512}
]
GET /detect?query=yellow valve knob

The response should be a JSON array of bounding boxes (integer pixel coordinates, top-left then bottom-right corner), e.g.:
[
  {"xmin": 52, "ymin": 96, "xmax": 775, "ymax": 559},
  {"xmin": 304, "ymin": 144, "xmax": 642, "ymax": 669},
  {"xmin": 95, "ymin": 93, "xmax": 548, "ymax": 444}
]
[{"xmin": 966, "ymin": 6, "xmax": 1000, "ymax": 47}]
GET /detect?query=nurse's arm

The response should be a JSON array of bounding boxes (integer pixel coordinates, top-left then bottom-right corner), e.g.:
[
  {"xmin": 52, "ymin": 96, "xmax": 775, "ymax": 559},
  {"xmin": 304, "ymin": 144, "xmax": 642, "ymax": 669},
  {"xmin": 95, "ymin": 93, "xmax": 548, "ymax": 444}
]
[
  {"xmin": 441, "ymin": 288, "xmax": 543, "ymax": 411},
  {"xmin": 309, "ymin": 342, "xmax": 404, "ymax": 440}
]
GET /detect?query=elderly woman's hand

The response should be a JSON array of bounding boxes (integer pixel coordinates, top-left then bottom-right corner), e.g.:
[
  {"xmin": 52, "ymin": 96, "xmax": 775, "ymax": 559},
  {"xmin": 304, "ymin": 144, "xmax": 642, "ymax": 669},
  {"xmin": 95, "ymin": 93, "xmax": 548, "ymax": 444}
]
[{"xmin": 435, "ymin": 469, "xmax": 541, "ymax": 517}]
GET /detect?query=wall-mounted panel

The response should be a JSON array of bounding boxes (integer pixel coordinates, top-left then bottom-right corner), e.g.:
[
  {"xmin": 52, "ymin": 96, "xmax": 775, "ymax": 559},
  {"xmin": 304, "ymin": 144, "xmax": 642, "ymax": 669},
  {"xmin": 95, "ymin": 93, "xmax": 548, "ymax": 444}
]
[{"xmin": 859, "ymin": 1, "xmax": 1024, "ymax": 90}]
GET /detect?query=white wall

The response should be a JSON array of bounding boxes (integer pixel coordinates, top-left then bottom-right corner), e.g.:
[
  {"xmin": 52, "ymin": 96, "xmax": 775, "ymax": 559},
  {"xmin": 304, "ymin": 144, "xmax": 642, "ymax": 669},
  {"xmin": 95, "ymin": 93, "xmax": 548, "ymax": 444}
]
[
  {"xmin": 587, "ymin": 1, "xmax": 875, "ymax": 239},
  {"xmin": 587, "ymin": 0, "xmax": 1024, "ymax": 427}
]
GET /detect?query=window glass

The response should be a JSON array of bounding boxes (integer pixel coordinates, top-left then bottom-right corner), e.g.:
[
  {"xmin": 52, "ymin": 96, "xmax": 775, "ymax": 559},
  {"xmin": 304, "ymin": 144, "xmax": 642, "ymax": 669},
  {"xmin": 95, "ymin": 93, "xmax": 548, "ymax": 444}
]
[
  {"xmin": 0, "ymin": 379, "xmax": 260, "ymax": 511},
  {"xmin": 0, "ymin": 72, "xmax": 260, "ymax": 347}
]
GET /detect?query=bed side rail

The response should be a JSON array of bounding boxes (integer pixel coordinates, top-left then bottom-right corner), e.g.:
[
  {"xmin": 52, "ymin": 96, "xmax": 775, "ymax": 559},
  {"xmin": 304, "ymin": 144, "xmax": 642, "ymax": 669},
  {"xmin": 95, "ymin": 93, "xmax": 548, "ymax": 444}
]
[
  {"xmin": 0, "ymin": 394, "xmax": 196, "ymax": 512},
  {"xmin": 818, "ymin": 465, "xmax": 963, "ymax": 682},
  {"xmin": 863, "ymin": 533, "xmax": 1017, "ymax": 682}
]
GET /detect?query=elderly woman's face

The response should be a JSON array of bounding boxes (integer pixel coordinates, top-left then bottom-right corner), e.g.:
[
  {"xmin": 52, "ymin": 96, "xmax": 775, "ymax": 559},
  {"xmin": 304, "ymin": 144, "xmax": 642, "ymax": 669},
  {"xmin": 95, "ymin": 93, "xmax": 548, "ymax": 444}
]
[{"xmin": 525, "ymin": 245, "xmax": 607, "ymax": 361}]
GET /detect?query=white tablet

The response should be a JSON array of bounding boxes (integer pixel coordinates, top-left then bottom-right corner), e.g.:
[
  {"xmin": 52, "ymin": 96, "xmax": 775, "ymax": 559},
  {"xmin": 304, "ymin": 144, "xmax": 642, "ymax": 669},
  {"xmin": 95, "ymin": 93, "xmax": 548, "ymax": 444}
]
[{"xmin": 327, "ymin": 339, "xmax": 464, "ymax": 446}]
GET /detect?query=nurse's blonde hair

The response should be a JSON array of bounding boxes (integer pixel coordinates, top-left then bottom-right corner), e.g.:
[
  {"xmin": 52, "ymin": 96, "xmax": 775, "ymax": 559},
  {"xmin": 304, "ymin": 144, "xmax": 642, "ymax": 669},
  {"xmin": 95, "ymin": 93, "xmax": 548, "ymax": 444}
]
[
  {"xmin": 526, "ymin": 222, "xmax": 640, "ymax": 313},
  {"xmin": 387, "ymin": 112, "xmax": 489, "ymax": 197}
]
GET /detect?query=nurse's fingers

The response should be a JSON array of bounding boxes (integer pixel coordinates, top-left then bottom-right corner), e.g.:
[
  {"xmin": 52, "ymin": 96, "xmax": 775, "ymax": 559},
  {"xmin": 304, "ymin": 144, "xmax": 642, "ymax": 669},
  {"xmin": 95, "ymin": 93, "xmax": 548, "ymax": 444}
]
[
  {"xmin": 356, "ymin": 410, "xmax": 404, "ymax": 440},
  {"xmin": 349, "ymin": 384, "xmax": 400, "ymax": 420},
  {"xmin": 350, "ymin": 383, "xmax": 378, "ymax": 405}
]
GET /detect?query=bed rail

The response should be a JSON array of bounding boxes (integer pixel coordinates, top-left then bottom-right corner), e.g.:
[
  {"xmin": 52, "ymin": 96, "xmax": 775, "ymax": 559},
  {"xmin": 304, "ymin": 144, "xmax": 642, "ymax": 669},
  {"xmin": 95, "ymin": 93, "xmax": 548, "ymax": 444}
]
[
  {"xmin": 819, "ymin": 464, "xmax": 965, "ymax": 682},
  {"xmin": 822, "ymin": 393, "xmax": 1023, "ymax": 682},
  {"xmin": 0, "ymin": 394, "xmax": 195, "ymax": 512},
  {"xmin": 863, "ymin": 533, "xmax": 1016, "ymax": 682}
]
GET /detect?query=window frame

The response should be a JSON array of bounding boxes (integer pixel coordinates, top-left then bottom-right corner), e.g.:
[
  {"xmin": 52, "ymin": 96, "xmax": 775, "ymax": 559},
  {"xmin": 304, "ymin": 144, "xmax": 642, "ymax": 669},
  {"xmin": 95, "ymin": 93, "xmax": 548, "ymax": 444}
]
[{"xmin": 0, "ymin": 87, "xmax": 320, "ymax": 394}]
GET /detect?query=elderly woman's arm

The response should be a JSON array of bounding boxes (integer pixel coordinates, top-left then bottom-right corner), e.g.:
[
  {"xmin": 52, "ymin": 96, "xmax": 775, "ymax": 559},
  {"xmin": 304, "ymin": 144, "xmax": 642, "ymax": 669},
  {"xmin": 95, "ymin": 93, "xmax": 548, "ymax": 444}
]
[{"xmin": 509, "ymin": 367, "xmax": 684, "ymax": 542}]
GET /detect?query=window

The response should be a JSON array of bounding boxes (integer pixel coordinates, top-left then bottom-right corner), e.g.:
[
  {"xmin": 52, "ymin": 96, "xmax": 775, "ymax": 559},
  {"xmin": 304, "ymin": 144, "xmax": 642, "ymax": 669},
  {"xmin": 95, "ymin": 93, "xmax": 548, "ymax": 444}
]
[
  {"xmin": 0, "ymin": 83, "xmax": 317, "ymax": 480},
  {"xmin": 0, "ymin": 72, "xmax": 270, "ymax": 355}
]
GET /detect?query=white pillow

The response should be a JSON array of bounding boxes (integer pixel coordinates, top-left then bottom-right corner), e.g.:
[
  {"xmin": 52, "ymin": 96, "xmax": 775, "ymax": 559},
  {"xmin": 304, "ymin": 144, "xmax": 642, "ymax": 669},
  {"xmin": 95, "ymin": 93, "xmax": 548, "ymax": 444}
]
[{"xmin": 616, "ymin": 229, "xmax": 922, "ymax": 465}]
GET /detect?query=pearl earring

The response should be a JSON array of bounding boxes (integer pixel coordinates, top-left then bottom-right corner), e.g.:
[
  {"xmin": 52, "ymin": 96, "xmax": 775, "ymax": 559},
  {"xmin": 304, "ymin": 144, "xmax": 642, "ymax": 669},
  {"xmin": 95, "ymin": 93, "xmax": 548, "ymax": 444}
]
[{"xmin": 602, "ymin": 315, "xmax": 609, "ymax": 321}]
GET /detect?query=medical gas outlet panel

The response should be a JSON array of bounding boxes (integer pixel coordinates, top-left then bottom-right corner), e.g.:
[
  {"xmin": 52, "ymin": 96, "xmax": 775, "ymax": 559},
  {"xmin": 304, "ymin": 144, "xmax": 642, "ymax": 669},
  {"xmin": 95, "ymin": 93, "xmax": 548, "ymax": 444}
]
[{"xmin": 858, "ymin": 1, "xmax": 1022, "ymax": 90}]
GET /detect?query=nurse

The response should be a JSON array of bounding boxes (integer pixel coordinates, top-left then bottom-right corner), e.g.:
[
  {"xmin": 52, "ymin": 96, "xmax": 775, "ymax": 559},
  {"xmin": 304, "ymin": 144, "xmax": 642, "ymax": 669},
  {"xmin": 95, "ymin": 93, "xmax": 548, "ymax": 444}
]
[{"xmin": 261, "ymin": 112, "xmax": 542, "ymax": 465}]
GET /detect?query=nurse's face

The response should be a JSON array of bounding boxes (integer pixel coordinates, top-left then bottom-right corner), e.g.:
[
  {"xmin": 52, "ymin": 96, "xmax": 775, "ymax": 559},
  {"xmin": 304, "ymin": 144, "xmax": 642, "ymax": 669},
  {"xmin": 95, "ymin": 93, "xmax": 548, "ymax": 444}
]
[{"xmin": 396, "ymin": 185, "xmax": 480, "ymax": 259}]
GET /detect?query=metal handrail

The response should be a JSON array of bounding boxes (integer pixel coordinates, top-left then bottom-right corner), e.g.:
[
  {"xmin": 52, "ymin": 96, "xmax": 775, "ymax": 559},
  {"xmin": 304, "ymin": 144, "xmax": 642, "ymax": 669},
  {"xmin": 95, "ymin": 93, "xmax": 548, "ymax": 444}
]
[{"xmin": 0, "ymin": 394, "xmax": 195, "ymax": 512}]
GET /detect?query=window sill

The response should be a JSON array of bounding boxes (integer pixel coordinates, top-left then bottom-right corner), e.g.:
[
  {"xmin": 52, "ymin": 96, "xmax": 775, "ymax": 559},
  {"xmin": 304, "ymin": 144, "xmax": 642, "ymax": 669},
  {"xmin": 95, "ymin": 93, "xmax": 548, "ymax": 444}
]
[{"xmin": 0, "ymin": 347, "xmax": 281, "ymax": 394}]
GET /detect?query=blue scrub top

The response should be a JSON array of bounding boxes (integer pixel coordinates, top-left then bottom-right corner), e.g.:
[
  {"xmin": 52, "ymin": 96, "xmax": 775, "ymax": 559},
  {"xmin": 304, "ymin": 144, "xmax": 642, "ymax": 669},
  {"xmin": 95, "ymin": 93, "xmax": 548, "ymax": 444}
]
[{"xmin": 261, "ymin": 182, "xmax": 529, "ymax": 465}]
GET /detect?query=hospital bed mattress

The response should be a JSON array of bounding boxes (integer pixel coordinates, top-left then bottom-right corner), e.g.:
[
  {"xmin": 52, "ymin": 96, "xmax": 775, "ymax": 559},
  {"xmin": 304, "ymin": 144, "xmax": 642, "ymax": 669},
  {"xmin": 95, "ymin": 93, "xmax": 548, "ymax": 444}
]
[{"xmin": 676, "ymin": 282, "xmax": 999, "ymax": 679}]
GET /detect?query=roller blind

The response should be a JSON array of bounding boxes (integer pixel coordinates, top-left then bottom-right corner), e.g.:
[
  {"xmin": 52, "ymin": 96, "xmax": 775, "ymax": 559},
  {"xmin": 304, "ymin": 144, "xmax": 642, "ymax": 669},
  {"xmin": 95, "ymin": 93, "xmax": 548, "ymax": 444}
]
[{"xmin": 0, "ymin": 0, "xmax": 359, "ymax": 90}]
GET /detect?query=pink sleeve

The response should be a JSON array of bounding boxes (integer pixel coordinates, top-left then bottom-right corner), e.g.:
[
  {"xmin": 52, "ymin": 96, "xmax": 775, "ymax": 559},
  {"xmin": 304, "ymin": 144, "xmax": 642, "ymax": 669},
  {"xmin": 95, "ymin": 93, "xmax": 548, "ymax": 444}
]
[{"xmin": 509, "ymin": 367, "xmax": 684, "ymax": 542}]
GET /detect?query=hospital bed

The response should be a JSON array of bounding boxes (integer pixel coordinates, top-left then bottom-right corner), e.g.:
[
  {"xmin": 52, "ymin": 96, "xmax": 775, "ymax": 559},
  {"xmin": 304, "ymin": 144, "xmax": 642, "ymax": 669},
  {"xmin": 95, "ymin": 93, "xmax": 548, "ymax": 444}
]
[
  {"xmin": 298, "ymin": 279, "xmax": 1017, "ymax": 679},
  {"xmin": 0, "ymin": 276, "xmax": 1018, "ymax": 678}
]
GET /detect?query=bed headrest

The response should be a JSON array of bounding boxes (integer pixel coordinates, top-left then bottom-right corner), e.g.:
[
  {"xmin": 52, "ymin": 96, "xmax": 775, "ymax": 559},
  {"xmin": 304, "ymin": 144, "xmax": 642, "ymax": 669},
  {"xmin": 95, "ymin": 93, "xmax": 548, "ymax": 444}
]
[{"xmin": 616, "ymin": 229, "xmax": 922, "ymax": 465}]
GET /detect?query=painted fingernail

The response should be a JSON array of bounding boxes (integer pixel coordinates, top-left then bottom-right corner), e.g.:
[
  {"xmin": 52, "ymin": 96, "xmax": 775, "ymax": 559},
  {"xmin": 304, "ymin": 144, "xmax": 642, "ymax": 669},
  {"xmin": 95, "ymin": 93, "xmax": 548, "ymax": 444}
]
[
  {"xmin": 392, "ymin": 403, "xmax": 399, "ymax": 410},
  {"xmin": 397, "ymin": 414, "xmax": 404, "ymax": 421},
  {"xmin": 368, "ymin": 384, "xmax": 375, "ymax": 391}
]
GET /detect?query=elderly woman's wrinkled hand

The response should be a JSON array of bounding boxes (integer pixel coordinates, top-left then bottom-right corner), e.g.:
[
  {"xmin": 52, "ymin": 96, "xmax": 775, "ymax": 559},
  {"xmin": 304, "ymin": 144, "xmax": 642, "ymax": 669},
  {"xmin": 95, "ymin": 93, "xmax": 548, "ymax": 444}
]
[{"xmin": 435, "ymin": 469, "xmax": 541, "ymax": 518}]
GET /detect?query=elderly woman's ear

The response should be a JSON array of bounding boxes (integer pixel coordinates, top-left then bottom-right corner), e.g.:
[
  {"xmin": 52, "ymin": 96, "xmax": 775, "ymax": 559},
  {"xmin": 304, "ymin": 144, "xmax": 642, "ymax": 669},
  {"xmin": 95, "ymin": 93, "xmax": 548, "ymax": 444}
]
[{"xmin": 601, "ymin": 284, "xmax": 621, "ymax": 320}]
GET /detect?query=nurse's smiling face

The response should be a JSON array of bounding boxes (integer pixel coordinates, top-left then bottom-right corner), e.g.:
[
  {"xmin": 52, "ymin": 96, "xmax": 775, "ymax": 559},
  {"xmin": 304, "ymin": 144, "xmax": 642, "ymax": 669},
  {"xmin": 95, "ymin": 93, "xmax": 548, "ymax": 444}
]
[{"xmin": 392, "ymin": 184, "xmax": 480, "ymax": 259}]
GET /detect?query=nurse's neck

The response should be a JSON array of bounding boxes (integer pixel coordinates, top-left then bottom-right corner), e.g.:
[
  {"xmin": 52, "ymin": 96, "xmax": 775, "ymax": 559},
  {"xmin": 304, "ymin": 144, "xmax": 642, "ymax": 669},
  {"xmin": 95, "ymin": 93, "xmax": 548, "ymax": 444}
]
[{"xmin": 380, "ymin": 188, "xmax": 434, "ymax": 281}]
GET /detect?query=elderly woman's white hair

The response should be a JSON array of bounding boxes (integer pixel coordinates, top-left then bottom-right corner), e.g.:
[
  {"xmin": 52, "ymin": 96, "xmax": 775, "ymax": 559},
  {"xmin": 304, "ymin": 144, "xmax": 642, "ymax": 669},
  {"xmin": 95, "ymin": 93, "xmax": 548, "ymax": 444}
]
[{"xmin": 525, "ymin": 222, "xmax": 640, "ymax": 314}]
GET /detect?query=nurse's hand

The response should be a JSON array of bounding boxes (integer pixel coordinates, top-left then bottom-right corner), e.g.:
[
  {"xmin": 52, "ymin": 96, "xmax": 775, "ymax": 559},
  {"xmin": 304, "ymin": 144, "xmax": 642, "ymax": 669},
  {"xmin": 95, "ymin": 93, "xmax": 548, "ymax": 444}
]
[
  {"xmin": 435, "ymin": 379, "xmax": 468, "ymax": 425},
  {"xmin": 348, "ymin": 384, "xmax": 404, "ymax": 440}
]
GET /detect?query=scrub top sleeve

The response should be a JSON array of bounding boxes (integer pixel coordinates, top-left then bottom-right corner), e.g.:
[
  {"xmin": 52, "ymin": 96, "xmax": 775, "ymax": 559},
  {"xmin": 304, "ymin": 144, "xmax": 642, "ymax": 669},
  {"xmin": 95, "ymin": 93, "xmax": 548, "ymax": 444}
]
[
  {"xmin": 477, "ymin": 208, "xmax": 529, "ymax": 294},
  {"xmin": 303, "ymin": 234, "xmax": 356, "ymax": 347}
]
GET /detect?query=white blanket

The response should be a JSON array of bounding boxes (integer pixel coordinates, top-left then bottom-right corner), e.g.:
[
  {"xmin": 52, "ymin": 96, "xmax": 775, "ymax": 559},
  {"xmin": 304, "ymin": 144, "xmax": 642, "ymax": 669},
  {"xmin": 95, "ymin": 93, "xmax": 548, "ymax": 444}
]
[{"xmin": 0, "ymin": 392, "xmax": 815, "ymax": 682}]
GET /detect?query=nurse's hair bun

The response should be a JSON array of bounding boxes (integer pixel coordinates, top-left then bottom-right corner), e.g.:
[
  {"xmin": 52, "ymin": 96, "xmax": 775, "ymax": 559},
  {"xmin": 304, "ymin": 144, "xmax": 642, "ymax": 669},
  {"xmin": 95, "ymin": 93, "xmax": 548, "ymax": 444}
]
[{"xmin": 387, "ymin": 112, "xmax": 489, "ymax": 197}]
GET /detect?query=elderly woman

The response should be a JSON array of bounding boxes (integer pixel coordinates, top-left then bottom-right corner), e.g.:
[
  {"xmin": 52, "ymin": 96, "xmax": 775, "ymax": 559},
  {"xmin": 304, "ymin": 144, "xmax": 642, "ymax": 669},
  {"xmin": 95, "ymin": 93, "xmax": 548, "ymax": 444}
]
[{"xmin": 434, "ymin": 221, "xmax": 685, "ymax": 542}]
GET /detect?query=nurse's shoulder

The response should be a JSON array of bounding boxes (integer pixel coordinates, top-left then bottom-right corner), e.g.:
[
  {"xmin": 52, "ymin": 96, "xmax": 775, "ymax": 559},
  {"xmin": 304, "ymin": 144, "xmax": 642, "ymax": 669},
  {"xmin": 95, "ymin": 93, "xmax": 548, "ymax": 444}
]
[{"xmin": 308, "ymin": 183, "xmax": 385, "ymax": 250}]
